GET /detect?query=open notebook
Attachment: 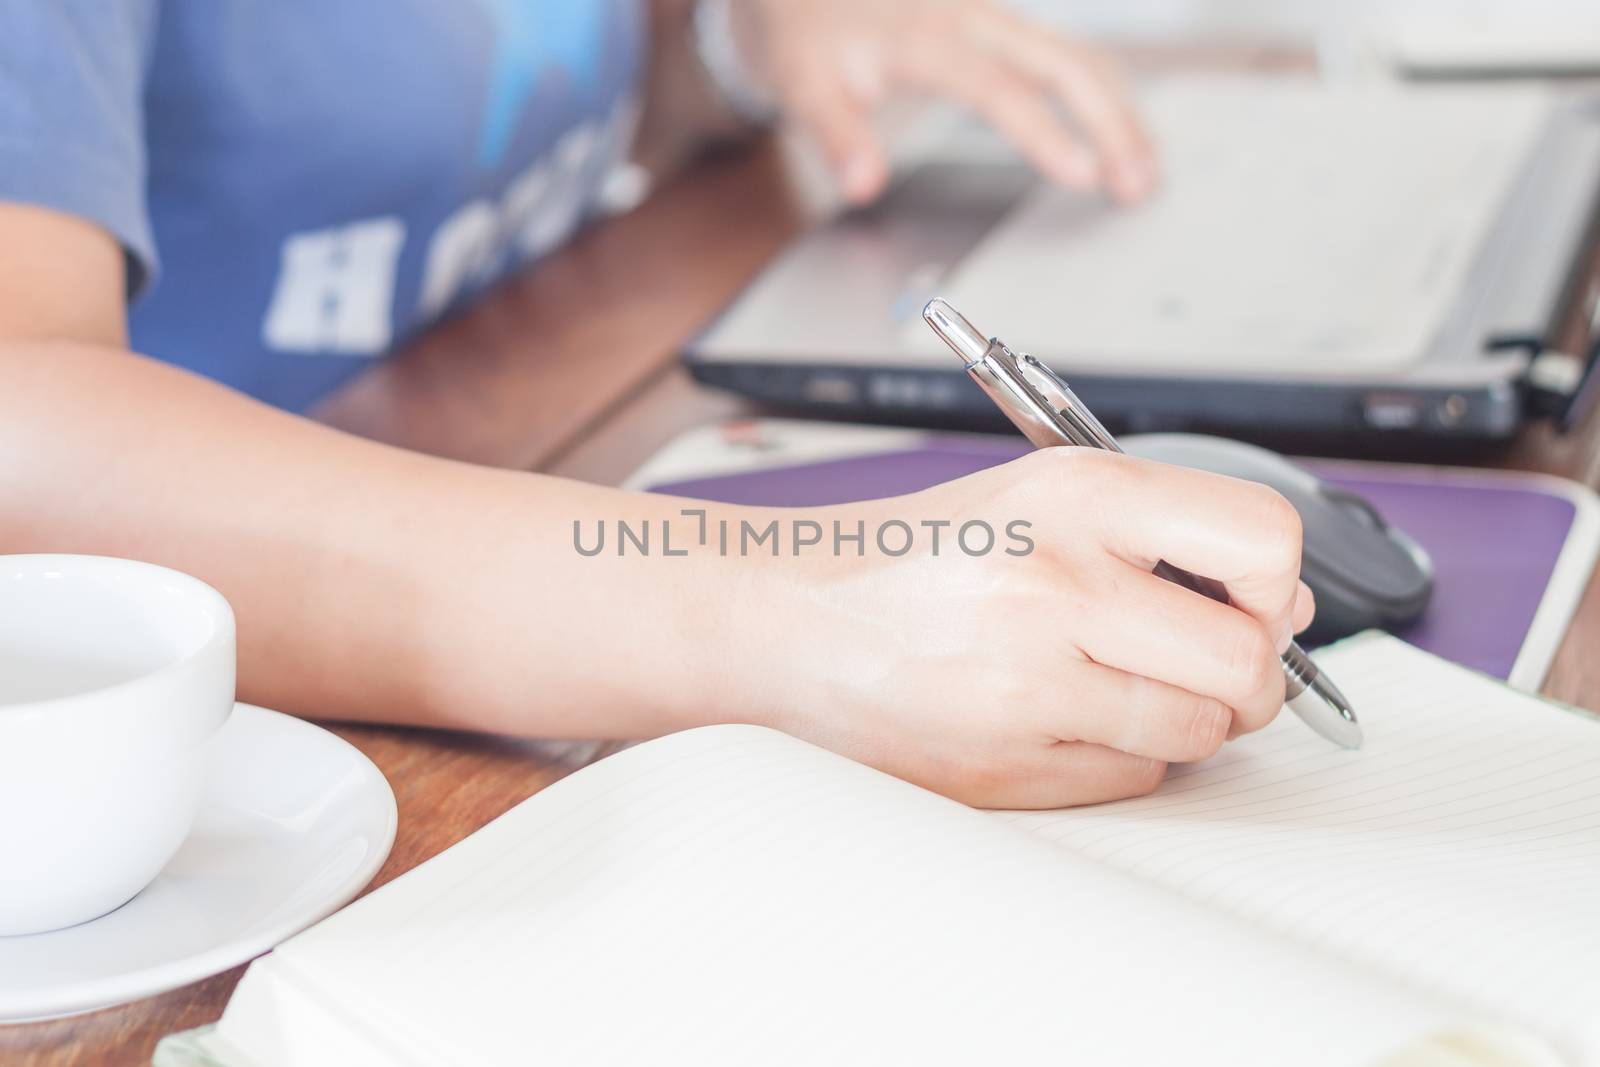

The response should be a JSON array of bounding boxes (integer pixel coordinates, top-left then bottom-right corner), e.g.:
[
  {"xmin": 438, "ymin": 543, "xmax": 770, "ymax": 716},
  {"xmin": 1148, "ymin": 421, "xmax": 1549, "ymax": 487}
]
[{"xmin": 158, "ymin": 634, "xmax": 1600, "ymax": 1067}]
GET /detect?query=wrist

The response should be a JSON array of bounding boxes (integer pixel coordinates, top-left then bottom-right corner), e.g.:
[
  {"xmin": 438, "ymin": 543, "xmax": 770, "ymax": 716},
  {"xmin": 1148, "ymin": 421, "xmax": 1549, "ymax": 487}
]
[
  {"xmin": 440, "ymin": 481, "xmax": 802, "ymax": 740},
  {"xmin": 641, "ymin": 504, "xmax": 808, "ymax": 735}
]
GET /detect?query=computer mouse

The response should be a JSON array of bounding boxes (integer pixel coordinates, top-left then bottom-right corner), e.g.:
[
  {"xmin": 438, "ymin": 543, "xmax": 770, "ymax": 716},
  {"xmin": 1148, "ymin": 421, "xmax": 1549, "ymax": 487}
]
[{"xmin": 1119, "ymin": 434, "xmax": 1434, "ymax": 644}]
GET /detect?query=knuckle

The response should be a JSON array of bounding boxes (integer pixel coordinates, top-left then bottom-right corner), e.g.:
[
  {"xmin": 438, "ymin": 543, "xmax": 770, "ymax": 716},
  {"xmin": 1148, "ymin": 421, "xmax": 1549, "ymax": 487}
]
[
  {"xmin": 1251, "ymin": 486, "xmax": 1304, "ymax": 567},
  {"xmin": 1181, "ymin": 695, "xmax": 1231, "ymax": 761},
  {"xmin": 1001, "ymin": 449, "xmax": 1081, "ymax": 515},
  {"xmin": 1029, "ymin": 446, "xmax": 1121, "ymax": 498}
]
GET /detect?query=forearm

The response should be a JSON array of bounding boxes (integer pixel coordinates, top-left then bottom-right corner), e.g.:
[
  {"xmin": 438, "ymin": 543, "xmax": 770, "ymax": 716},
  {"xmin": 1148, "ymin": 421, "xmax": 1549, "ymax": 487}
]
[
  {"xmin": 0, "ymin": 341, "xmax": 1309, "ymax": 809},
  {"xmin": 0, "ymin": 341, "xmax": 756, "ymax": 738}
]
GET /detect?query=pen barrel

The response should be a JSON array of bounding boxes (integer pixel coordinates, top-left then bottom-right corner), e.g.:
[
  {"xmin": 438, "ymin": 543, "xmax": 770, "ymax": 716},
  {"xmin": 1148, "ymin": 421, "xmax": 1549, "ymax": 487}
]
[
  {"xmin": 1151, "ymin": 559, "xmax": 1229, "ymax": 604},
  {"xmin": 924, "ymin": 298, "xmax": 1360, "ymax": 750},
  {"xmin": 1278, "ymin": 643, "xmax": 1317, "ymax": 700},
  {"xmin": 965, "ymin": 357, "xmax": 1077, "ymax": 450}
]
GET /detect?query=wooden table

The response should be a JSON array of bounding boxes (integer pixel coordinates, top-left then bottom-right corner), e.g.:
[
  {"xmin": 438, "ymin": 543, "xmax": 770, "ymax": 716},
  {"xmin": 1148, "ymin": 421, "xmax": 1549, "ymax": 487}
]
[{"xmin": 12, "ymin": 76, "xmax": 1600, "ymax": 1066}]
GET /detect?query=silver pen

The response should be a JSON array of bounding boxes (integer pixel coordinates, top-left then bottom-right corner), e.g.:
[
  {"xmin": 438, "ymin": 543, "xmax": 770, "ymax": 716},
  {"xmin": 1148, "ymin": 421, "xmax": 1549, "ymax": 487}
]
[{"xmin": 923, "ymin": 298, "xmax": 1363, "ymax": 750}]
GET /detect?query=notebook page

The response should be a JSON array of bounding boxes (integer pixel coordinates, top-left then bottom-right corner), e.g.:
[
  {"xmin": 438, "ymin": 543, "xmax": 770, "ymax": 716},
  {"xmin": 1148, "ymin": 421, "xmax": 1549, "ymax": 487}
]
[
  {"xmin": 210, "ymin": 724, "xmax": 1501, "ymax": 1067},
  {"xmin": 1000, "ymin": 634, "xmax": 1600, "ymax": 1064}
]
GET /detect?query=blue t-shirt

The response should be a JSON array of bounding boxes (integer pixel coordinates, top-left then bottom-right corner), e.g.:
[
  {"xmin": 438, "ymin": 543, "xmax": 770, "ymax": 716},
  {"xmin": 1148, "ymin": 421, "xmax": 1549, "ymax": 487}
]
[{"xmin": 0, "ymin": 1, "xmax": 644, "ymax": 411}]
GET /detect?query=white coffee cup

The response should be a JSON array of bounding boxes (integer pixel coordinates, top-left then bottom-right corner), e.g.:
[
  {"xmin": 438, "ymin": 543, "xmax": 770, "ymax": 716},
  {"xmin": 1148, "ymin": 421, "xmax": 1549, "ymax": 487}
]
[{"xmin": 0, "ymin": 555, "xmax": 236, "ymax": 936}]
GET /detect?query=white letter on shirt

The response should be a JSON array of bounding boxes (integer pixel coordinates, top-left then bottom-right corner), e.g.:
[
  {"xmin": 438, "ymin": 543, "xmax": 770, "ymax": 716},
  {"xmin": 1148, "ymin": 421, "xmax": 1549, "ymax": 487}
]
[
  {"xmin": 506, "ymin": 122, "xmax": 599, "ymax": 262},
  {"xmin": 416, "ymin": 200, "xmax": 502, "ymax": 320},
  {"xmin": 262, "ymin": 217, "xmax": 406, "ymax": 355}
]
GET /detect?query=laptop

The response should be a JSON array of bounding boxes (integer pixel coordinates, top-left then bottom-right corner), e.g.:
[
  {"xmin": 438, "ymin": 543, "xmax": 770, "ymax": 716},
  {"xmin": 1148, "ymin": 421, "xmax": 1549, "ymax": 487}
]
[{"xmin": 687, "ymin": 79, "xmax": 1600, "ymax": 441}]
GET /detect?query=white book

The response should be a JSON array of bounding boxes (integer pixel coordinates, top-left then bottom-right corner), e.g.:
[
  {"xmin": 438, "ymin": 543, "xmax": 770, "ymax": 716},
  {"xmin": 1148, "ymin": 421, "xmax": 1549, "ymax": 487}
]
[{"xmin": 160, "ymin": 634, "xmax": 1600, "ymax": 1067}]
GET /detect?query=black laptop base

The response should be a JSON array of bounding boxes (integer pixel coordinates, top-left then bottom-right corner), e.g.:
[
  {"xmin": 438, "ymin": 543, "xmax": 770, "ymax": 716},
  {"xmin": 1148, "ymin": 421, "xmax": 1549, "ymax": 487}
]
[{"xmin": 689, "ymin": 359, "xmax": 1527, "ymax": 447}]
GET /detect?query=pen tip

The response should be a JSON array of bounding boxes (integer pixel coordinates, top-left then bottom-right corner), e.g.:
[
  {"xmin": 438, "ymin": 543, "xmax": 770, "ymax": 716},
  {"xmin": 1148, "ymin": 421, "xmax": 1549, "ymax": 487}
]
[
  {"xmin": 1296, "ymin": 672, "xmax": 1363, "ymax": 750},
  {"xmin": 922, "ymin": 298, "xmax": 991, "ymax": 366}
]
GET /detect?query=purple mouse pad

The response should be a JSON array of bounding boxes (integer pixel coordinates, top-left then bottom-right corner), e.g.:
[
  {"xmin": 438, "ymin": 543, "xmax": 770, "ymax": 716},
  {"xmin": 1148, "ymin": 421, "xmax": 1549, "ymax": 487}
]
[{"xmin": 648, "ymin": 439, "xmax": 1581, "ymax": 682}]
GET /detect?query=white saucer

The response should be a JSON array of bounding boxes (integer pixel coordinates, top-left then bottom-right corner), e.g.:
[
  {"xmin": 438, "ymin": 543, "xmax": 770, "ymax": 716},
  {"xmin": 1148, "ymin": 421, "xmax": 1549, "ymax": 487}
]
[{"xmin": 0, "ymin": 705, "xmax": 397, "ymax": 1022}]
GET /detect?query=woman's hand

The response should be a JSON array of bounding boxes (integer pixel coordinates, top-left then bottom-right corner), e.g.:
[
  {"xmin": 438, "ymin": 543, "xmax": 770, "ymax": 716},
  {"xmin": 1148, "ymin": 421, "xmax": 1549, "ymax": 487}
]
[
  {"xmin": 4, "ymin": 333, "xmax": 1304, "ymax": 811},
  {"xmin": 737, "ymin": 0, "xmax": 1158, "ymax": 205},
  {"xmin": 733, "ymin": 449, "xmax": 1313, "ymax": 809}
]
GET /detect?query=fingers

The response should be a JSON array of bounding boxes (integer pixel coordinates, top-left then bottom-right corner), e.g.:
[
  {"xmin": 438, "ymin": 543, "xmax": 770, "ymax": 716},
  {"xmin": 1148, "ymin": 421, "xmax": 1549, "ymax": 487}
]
[
  {"xmin": 766, "ymin": 0, "xmax": 1156, "ymax": 205},
  {"xmin": 948, "ymin": 741, "xmax": 1168, "ymax": 810},
  {"xmin": 968, "ymin": 7, "xmax": 1157, "ymax": 202},
  {"xmin": 1042, "ymin": 449, "xmax": 1305, "ymax": 652},
  {"xmin": 889, "ymin": 4, "xmax": 1156, "ymax": 202},
  {"xmin": 902, "ymin": 50, "xmax": 1102, "ymax": 192},
  {"xmin": 1069, "ymin": 560, "xmax": 1288, "ymax": 736},
  {"xmin": 784, "ymin": 75, "xmax": 889, "ymax": 204},
  {"xmin": 1041, "ymin": 661, "xmax": 1232, "ymax": 764}
]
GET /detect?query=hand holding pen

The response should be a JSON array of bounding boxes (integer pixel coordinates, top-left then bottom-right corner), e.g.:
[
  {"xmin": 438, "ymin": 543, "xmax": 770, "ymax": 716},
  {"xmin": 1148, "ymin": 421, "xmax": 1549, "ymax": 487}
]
[
  {"xmin": 758, "ymin": 422, "xmax": 1327, "ymax": 808},
  {"xmin": 749, "ymin": 345, "xmax": 1339, "ymax": 807},
  {"xmin": 923, "ymin": 299, "xmax": 1360, "ymax": 750}
]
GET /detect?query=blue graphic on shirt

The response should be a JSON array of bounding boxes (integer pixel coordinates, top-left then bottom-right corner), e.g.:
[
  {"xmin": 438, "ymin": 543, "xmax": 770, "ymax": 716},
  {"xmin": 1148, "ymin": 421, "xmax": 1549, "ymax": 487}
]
[
  {"xmin": 477, "ymin": 0, "xmax": 606, "ymax": 168},
  {"xmin": 0, "ymin": 1, "xmax": 642, "ymax": 413}
]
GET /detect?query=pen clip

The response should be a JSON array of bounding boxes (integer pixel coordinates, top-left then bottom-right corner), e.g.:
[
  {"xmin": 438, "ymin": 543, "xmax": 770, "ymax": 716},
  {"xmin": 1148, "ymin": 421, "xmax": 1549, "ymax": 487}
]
[
  {"xmin": 1005, "ymin": 349, "xmax": 1123, "ymax": 453},
  {"xmin": 922, "ymin": 297, "xmax": 1120, "ymax": 452}
]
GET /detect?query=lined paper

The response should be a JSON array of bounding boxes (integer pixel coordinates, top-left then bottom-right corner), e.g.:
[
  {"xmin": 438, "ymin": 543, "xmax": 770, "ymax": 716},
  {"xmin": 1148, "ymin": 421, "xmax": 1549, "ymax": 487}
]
[
  {"xmin": 1000, "ymin": 634, "xmax": 1600, "ymax": 1064},
  {"xmin": 211, "ymin": 721, "xmax": 1500, "ymax": 1067}
]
